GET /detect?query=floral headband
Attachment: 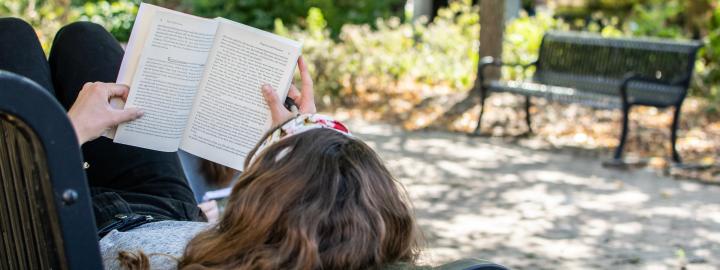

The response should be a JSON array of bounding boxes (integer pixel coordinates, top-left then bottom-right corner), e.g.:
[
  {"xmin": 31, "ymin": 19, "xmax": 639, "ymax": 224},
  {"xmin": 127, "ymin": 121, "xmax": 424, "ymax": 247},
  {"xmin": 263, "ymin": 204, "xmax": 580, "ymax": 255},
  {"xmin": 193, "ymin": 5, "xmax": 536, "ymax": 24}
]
[{"xmin": 250, "ymin": 114, "xmax": 351, "ymax": 163}]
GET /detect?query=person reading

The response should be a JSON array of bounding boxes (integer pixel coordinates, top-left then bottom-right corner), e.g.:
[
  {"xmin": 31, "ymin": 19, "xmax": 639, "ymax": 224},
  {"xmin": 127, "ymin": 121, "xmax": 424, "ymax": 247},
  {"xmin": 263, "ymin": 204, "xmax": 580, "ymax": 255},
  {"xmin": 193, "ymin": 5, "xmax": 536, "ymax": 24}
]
[
  {"xmin": 109, "ymin": 3, "xmax": 303, "ymax": 171},
  {"xmin": 0, "ymin": 17, "xmax": 421, "ymax": 270}
]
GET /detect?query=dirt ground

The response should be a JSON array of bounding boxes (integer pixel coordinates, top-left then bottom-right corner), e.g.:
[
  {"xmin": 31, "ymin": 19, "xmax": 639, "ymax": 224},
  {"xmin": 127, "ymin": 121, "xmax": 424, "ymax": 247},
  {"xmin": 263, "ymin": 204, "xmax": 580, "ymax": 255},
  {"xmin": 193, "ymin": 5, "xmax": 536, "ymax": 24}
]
[
  {"xmin": 346, "ymin": 119, "xmax": 720, "ymax": 270},
  {"xmin": 335, "ymin": 88, "xmax": 720, "ymax": 183}
]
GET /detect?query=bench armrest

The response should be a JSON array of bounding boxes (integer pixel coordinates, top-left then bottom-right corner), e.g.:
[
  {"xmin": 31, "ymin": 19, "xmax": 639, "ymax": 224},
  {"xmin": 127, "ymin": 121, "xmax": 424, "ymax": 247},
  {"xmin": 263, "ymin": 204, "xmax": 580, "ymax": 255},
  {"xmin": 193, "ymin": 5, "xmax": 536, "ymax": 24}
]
[
  {"xmin": 479, "ymin": 56, "xmax": 536, "ymax": 69},
  {"xmin": 477, "ymin": 56, "xmax": 536, "ymax": 87},
  {"xmin": 619, "ymin": 73, "xmax": 688, "ymax": 106}
]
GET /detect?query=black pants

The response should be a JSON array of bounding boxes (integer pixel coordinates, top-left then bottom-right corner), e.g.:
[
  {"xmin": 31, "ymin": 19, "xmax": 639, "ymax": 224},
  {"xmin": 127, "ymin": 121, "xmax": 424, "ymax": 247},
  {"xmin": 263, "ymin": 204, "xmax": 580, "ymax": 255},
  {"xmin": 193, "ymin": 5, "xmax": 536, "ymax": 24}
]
[{"xmin": 0, "ymin": 18, "xmax": 205, "ymax": 234}]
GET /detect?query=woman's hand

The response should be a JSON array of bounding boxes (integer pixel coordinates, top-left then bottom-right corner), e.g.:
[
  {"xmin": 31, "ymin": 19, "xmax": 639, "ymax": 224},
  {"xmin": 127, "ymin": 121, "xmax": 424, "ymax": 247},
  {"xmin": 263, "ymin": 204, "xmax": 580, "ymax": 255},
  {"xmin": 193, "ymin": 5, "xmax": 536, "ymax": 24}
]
[
  {"xmin": 67, "ymin": 82, "xmax": 144, "ymax": 145},
  {"xmin": 198, "ymin": 200, "xmax": 220, "ymax": 223},
  {"xmin": 261, "ymin": 57, "xmax": 316, "ymax": 127}
]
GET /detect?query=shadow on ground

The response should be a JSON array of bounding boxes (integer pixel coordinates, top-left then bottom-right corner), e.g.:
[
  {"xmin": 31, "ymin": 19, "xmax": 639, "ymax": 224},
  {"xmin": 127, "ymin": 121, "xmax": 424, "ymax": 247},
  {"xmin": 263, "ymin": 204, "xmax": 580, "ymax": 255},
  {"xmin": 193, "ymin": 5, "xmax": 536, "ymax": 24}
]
[{"xmin": 350, "ymin": 120, "xmax": 720, "ymax": 270}]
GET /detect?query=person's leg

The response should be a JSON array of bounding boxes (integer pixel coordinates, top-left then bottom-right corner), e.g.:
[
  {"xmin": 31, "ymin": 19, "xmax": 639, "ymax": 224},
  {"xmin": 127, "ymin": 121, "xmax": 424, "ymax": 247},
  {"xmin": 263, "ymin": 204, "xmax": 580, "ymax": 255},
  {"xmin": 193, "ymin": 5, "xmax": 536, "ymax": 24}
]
[
  {"xmin": 48, "ymin": 21, "xmax": 124, "ymax": 110},
  {"xmin": 48, "ymin": 22, "xmax": 203, "ymax": 227},
  {"xmin": 0, "ymin": 18, "xmax": 54, "ymax": 94}
]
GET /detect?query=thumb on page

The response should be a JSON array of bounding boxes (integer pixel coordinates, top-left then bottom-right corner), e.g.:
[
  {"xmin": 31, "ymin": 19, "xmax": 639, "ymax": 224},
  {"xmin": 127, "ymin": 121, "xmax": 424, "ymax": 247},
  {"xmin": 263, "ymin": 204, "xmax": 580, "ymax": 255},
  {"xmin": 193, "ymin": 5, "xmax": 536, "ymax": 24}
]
[
  {"xmin": 262, "ymin": 84, "xmax": 291, "ymax": 127},
  {"xmin": 262, "ymin": 84, "xmax": 280, "ymax": 107},
  {"xmin": 110, "ymin": 108, "xmax": 144, "ymax": 126}
]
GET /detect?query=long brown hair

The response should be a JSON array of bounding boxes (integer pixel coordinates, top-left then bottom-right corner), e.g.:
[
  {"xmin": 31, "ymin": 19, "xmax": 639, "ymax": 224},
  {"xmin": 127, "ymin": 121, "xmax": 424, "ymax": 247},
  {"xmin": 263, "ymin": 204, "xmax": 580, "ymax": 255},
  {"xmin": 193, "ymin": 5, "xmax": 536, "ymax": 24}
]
[
  {"xmin": 179, "ymin": 128, "xmax": 420, "ymax": 269},
  {"xmin": 199, "ymin": 160, "xmax": 236, "ymax": 187}
]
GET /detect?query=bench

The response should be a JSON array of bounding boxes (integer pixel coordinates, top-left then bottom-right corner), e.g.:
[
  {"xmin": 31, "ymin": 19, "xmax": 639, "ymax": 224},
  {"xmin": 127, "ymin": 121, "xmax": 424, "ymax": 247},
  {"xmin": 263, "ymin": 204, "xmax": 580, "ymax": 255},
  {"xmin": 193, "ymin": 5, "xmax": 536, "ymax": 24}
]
[
  {"xmin": 0, "ymin": 70, "xmax": 102, "ymax": 269},
  {"xmin": 475, "ymin": 31, "xmax": 702, "ymax": 164}
]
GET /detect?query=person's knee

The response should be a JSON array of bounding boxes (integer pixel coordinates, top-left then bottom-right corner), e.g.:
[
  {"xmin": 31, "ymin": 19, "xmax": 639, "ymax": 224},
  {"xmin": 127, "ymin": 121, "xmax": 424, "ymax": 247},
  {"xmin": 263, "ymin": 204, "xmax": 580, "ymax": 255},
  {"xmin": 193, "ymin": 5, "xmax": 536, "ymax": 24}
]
[
  {"xmin": 54, "ymin": 21, "xmax": 108, "ymax": 45},
  {"xmin": 0, "ymin": 17, "xmax": 36, "ymax": 41}
]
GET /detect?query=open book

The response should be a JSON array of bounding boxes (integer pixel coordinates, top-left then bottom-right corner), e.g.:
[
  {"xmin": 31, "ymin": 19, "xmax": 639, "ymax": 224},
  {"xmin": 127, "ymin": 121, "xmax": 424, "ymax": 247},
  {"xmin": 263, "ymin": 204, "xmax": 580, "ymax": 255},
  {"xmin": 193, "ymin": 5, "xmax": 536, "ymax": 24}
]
[{"xmin": 110, "ymin": 3, "xmax": 302, "ymax": 170}]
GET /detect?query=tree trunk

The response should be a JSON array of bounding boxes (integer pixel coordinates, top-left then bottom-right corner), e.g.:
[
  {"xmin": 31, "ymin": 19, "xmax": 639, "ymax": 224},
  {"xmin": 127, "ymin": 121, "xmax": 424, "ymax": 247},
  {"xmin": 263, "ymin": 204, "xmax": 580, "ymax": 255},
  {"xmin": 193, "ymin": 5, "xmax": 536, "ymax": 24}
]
[
  {"xmin": 477, "ymin": 0, "xmax": 505, "ymax": 82},
  {"xmin": 684, "ymin": 0, "xmax": 712, "ymax": 39},
  {"xmin": 433, "ymin": 0, "xmax": 505, "ymax": 127},
  {"xmin": 412, "ymin": 0, "xmax": 434, "ymax": 22}
]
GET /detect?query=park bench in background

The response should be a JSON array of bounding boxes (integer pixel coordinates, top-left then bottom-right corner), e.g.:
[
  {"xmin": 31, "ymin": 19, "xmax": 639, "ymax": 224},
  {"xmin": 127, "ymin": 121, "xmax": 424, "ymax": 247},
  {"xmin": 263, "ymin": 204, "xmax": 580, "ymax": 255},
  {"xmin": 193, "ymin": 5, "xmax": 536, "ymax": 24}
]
[
  {"xmin": 475, "ymin": 31, "xmax": 702, "ymax": 166},
  {"xmin": 0, "ymin": 71, "xmax": 102, "ymax": 269}
]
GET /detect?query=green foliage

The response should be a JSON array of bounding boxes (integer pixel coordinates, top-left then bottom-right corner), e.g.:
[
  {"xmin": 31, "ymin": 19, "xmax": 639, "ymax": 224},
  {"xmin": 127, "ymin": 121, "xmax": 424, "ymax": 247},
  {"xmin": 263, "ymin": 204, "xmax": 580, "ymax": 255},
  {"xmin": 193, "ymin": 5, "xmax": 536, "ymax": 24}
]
[
  {"xmin": 503, "ymin": 12, "xmax": 569, "ymax": 79},
  {"xmin": 554, "ymin": 0, "xmax": 641, "ymax": 18},
  {"xmin": 0, "ymin": 0, "xmax": 138, "ymax": 50},
  {"xmin": 694, "ymin": 6, "xmax": 720, "ymax": 112},
  {"xmin": 1, "ymin": 0, "xmax": 79, "ymax": 51},
  {"xmin": 625, "ymin": 0, "xmax": 684, "ymax": 38},
  {"xmin": 275, "ymin": 7, "xmax": 344, "ymax": 99},
  {"xmin": 620, "ymin": 0, "xmax": 720, "ymax": 108},
  {"xmin": 3, "ymin": 0, "xmax": 718, "ymax": 108},
  {"xmin": 77, "ymin": 0, "xmax": 138, "ymax": 42},
  {"xmin": 287, "ymin": 0, "xmax": 719, "ymax": 109},
  {"xmin": 306, "ymin": 7, "xmax": 328, "ymax": 40},
  {"xmin": 277, "ymin": 0, "xmax": 482, "ymax": 102},
  {"xmin": 189, "ymin": 0, "xmax": 405, "ymax": 37}
]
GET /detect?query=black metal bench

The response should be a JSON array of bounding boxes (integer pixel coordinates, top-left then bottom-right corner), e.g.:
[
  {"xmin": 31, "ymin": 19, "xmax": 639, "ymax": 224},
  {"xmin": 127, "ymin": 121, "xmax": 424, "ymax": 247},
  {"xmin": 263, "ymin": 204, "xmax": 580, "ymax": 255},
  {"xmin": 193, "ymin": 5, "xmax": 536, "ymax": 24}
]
[
  {"xmin": 0, "ymin": 70, "xmax": 102, "ymax": 269},
  {"xmin": 475, "ymin": 31, "xmax": 702, "ymax": 164}
]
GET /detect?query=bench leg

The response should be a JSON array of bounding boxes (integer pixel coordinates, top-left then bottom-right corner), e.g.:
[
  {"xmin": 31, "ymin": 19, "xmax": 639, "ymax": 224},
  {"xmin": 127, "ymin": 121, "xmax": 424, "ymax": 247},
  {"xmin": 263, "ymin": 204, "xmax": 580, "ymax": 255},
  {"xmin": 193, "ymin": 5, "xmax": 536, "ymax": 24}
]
[
  {"xmin": 613, "ymin": 104, "xmax": 631, "ymax": 160},
  {"xmin": 473, "ymin": 87, "xmax": 488, "ymax": 134},
  {"xmin": 524, "ymin": 96, "xmax": 533, "ymax": 134},
  {"xmin": 670, "ymin": 104, "xmax": 682, "ymax": 163}
]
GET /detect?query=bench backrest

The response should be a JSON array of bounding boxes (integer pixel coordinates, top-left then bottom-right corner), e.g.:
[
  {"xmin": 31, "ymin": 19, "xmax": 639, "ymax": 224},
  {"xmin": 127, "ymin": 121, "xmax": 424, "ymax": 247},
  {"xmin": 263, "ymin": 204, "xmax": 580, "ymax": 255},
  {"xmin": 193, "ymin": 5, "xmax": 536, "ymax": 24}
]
[
  {"xmin": 0, "ymin": 71, "xmax": 102, "ymax": 269},
  {"xmin": 534, "ymin": 31, "xmax": 701, "ymax": 106}
]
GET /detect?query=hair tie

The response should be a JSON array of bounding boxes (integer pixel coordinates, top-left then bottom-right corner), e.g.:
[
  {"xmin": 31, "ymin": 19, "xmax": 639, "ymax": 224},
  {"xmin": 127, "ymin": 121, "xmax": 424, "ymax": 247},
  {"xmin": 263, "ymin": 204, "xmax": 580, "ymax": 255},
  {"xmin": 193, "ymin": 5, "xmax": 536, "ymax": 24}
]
[{"xmin": 250, "ymin": 114, "xmax": 351, "ymax": 164}]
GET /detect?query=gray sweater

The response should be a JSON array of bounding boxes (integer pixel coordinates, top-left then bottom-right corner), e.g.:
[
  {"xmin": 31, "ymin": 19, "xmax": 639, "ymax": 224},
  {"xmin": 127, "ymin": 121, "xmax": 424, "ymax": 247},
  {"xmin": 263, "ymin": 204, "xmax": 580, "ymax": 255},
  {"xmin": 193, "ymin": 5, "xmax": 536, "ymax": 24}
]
[
  {"xmin": 99, "ymin": 221, "xmax": 498, "ymax": 270},
  {"xmin": 100, "ymin": 221, "xmax": 210, "ymax": 270}
]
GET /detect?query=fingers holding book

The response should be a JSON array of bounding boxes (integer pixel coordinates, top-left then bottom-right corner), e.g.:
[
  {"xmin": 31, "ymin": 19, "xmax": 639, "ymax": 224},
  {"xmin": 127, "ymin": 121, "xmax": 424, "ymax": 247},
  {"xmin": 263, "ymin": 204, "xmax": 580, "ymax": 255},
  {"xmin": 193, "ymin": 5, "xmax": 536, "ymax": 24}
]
[
  {"xmin": 296, "ymin": 57, "xmax": 316, "ymax": 114},
  {"xmin": 67, "ymin": 82, "xmax": 144, "ymax": 145},
  {"xmin": 261, "ymin": 56, "xmax": 317, "ymax": 128},
  {"xmin": 262, "ymin": 84, "xmax": 293, "ymax": 127}
]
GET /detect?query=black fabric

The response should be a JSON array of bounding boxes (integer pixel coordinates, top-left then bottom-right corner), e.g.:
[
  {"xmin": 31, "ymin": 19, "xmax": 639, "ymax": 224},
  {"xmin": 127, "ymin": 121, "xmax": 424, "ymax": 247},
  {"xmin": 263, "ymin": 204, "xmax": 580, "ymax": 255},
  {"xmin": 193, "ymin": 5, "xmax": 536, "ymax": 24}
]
[
  {"xmin": 0, "ymin": 18, "xmax": 205, "ymax": 234},
  {"xmin": 0, "ymin": 18, "xmax": 55, "ymax": 94},
  {"xmin": 48, "ymin": 21, "xmax": 126, "ymax": 111}
]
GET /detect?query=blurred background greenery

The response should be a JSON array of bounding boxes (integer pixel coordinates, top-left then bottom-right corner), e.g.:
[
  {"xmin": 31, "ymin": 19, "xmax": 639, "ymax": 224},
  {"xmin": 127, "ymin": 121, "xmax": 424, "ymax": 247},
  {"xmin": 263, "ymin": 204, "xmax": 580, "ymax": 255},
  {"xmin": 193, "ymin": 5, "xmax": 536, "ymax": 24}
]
[{"xmin": 1, "ymin": 0, "xmax": 718, "ymax": 110}]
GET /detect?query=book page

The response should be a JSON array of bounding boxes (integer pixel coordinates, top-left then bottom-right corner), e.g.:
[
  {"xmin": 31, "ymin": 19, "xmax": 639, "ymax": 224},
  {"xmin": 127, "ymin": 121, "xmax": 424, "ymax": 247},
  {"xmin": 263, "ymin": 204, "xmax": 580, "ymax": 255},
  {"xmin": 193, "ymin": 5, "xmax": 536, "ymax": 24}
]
[
  {"xmin": 113, "ymin": 8, "xmax": 219, "ymax": 152},
  {"xmin": 180, "ymin": 18, "xmax": 302, "ymax": 170},
  {"xmin": 106, "ymin": 2, "xmax": 157, "ymax": 139}
]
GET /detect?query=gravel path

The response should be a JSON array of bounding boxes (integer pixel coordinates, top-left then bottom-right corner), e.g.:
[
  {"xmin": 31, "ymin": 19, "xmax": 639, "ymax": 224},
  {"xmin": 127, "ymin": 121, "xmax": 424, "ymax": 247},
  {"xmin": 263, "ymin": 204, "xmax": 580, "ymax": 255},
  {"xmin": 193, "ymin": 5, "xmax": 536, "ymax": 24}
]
[{"xmin": 351, "ymin": 121, "xmax": 720, "ymax": 270}]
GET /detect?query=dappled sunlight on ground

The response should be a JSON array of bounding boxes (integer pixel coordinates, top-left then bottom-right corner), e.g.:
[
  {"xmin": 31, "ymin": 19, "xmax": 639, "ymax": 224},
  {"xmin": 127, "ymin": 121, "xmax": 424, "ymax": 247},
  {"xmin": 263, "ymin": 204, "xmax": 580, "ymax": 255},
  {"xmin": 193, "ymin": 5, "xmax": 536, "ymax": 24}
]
[
  {"xmin": 333, "ymin": 91, "xmax": 720, "ymax": 183},
  {"xmin": 344, "ymin": 118, "xmax": 720, "ymax": 269}
]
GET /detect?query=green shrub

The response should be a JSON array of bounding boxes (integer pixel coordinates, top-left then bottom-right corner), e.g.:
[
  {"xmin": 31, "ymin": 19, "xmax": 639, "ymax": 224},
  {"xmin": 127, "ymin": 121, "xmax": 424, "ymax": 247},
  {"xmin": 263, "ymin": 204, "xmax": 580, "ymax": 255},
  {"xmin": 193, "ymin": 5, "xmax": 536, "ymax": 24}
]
[
  {"xmin": 189, "ymin": 0, "xmax": 405, "ymax": 37},
  {"xmin": 1, "ymin": 0, "xmax": 79, "ymax": 51},
  {"xmin": 283, "ymin": 0, "xmax": 719, "ymax": 110},
  {"xmin": 503, "ymin": 12, "xmax": 570, "ymax": 80},
  {"xmin": 625, "ymin": 0, "xmax": 684, "ymax": 38},
  {"xmin": 4, "ymin": 0, "xmax": 718, "ymax": 110},
  {"xmin": 277, "ymin": 0, "xmax": 484, "ymax": 103},
  {"xmin": 276, "ymin": 1, "xmax": 573, "ymax": 104},
  {"xmin": 76, "ymin": 0, "xmax": 138, "ymax": 42},
  {"xmin": 694, "ymin": 6, "xmax": 720, "ymax": 112}
]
